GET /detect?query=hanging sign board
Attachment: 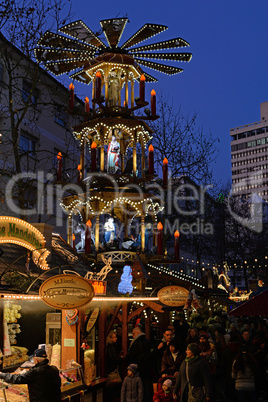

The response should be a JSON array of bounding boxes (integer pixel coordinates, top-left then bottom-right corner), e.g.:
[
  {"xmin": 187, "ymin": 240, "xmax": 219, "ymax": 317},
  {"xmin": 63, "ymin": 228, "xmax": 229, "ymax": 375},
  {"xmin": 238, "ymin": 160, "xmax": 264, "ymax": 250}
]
[
  {"xmin": 39, "ymin": 274, "xmax": 94, "ymax": 309},
  {"xmin": 157, "ymin": 286, "xmax": 189, "ymax": 307},
  {"xmin": 0, "ymin": 216, "xmax": 49, "ymax": 270},
  {"xmin": 86, "ymin": 307, "xmax": 99, "ymax": 333}
]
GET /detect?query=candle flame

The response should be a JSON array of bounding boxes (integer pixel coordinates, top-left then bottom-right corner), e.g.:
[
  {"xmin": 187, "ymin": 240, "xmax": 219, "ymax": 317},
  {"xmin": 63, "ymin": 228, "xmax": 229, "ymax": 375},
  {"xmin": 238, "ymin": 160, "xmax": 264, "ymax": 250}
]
[
  {"xmin": 140, "ymin": 74, "xmax": 146, "ymax": 81},
  {"xmin": 174, "ymin": 230, "xmax": 180, "ymax": 238},
  {"xmin": 157, "ymin": 222, "xmax": 163, "ymax": 230},
  {"xmin": 72, "ymin": 234, "xmax": 75, "ymax": 241},
  {"xmin": 96, "ymin": 71, "xmax": 101, "ymax": 78},
  {"xmin": 91, "ymin": 141, "xmax": 97, "ymax": 149},
  {"xmin": 163, "ymin": 158, "xmax": 168, "ymax": 165},
  {"xmin": 151, "ymin": 89, "xmax": 156, "ymax": 96},
  {"xmin": 149, "ymin": 144, "xmax": 154, "ymax": 152},
  {"xmin": 85, "ymin": 96, "xmax": 89, "ymax": 103},
  {"xmin": 69, "ymin": 83, "xmax": 74, "ymax": 90},
  {"xmin": 57, "ymin": 151, "xmax": 62, "ymax": 160},
  {"xmin": 86, "ymin": 219, "xmax": 92, "ymax": 228},
  {"xmin": 77, "ymin": 164, "xmax": 82, "ymax": 171}
]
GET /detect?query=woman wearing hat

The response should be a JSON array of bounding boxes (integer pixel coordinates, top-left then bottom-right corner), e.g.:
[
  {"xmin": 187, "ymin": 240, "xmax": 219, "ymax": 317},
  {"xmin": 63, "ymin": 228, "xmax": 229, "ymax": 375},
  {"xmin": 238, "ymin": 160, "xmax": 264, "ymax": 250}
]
[{"xmin": 173, "ymin": 343, "xmax": 212, "ymax": 402}]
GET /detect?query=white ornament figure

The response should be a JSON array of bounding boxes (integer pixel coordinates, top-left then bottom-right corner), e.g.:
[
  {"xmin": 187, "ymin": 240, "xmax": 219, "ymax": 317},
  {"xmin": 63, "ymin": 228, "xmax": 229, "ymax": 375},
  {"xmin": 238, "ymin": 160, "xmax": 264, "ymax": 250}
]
[
  {"xmin": 107, "ymin": 135, "xmax": 120, "ymax": 173},
  {"xmin": 75, "ymin": 223, "xmax": 85, "ymax": 251},
  {"xmin": 104, "ymin": 217, "xmax": 116, "ymax": 243}
]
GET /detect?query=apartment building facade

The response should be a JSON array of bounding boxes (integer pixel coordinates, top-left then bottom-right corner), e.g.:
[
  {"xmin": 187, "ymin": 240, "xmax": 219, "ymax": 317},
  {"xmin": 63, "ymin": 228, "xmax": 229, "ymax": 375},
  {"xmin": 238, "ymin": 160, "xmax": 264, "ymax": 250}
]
[
  {"xmin": 0, "ymin": 33, "xmax": 84, "ymax": 235},
  {"xmin": 231, "ymin": 101, "xmax": 268, "ymax": 200}
]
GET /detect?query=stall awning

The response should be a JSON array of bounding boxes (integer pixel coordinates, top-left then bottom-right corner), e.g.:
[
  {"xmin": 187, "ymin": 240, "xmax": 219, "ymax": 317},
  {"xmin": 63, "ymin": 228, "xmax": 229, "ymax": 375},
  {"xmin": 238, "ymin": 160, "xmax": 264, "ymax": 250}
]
[{"xmin": 229, "ymin": 289, "xmax": 268, "ymax": 316}]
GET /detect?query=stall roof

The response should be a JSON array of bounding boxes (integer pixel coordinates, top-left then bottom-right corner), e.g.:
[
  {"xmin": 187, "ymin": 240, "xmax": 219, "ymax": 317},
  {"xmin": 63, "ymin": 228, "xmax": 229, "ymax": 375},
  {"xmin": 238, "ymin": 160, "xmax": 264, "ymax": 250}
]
[{"xmin": 229, "ymin": 289, "xmax": 268, "ymax": 316}]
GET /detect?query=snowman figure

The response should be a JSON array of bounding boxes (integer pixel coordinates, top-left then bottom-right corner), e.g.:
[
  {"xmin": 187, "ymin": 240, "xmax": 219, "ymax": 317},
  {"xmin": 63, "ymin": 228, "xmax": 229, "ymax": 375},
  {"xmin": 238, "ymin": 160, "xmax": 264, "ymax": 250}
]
[{"xmin": 118, "ymin": 265, "xmax": 133, "ymax": 294}]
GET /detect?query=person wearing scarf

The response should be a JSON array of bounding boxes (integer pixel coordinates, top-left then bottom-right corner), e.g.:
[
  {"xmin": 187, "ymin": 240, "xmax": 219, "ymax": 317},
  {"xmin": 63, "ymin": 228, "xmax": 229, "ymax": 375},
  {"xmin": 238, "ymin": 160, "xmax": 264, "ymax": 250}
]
[{"xmin": 173, "ymin": 343, "xmax": 212, "ymax": 401}]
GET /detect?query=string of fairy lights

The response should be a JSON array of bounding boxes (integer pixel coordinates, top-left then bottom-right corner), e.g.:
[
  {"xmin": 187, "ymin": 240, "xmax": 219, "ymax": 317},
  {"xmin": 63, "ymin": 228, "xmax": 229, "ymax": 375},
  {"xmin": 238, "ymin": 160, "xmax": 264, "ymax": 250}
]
[
  {"xmin": 74, "ymin": 122, "xmax": 151, "ymax": 147},
  {"xmin": 60, "ymin": 195, "xmax": 163, "ymax": 220},
  {"xmin": 147, "ymin": 263, "xmax": 205, "ymax": 289}
]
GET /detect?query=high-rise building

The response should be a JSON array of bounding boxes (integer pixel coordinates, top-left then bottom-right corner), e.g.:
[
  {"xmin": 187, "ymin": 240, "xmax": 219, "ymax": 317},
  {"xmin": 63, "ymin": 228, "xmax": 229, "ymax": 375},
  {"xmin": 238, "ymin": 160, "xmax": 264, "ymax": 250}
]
[{"xmin": 231, "ymin": 101, "xmax": 268, "ymax": 200}]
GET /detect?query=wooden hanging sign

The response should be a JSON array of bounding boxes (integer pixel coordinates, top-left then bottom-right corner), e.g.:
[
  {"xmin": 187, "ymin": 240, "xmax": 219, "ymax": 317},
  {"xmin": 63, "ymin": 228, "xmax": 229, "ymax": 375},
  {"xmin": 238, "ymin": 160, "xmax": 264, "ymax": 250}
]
[
  {"xmin": 86, "ymin": 307, "xmax": 99, "ymax": 333},
  {"xmin": 157, "ymin": 286, "xmax": 189, "ymax": 307},
  {"xmin": 39, "ymin": 274, "xmax": 94, "ymax": 309}
]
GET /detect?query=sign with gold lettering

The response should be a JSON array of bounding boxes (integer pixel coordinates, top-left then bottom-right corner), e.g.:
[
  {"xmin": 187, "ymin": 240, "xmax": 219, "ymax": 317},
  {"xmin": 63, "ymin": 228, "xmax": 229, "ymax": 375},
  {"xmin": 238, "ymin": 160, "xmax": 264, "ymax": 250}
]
[
  {"xmin": 0, "ymin": 216, "xmax": 49, "ymax": 270},
  {"xmin": 39, "ymin": 274, "xmax": 95, "ymax": 309},
  {"xmin": 157, "ymin": 286, "xmax": 189, "ymax": 307}
]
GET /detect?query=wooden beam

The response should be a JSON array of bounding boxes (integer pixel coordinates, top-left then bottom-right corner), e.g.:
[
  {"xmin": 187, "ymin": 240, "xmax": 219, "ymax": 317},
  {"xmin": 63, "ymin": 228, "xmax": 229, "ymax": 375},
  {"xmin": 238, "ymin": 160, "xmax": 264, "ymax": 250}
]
[
  {"xmin": 98, "ymin": 304, "xmax": 107, "ymax": 378},
  {"xmin": 105, "ymin": 302, "xmax": 122, "ymax": 337},
  {"xmin": 145, "ymin": 301, "xmax": 164, "ymax": 313},
  {"xmin": 121, "ymin": 303, "xmax": 128, "ymax": 356},
  {"xmin": 127, "ymin": 305, "xmax": 146, "ymax": 322}
]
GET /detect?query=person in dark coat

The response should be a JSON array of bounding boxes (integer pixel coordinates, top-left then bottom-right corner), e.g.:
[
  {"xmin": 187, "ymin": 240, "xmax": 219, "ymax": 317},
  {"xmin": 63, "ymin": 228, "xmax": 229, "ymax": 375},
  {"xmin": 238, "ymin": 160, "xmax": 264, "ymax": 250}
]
[
  {"xmin": 121, "ymin": 363, "xmax": 143, "ymax": 402},
  {"xmin": 161, "ymin": 340, "xmax": 185, "ymax": 378},
  {"xmin": 152, "ymin": 328, "xmax": 174, "ymax": 379},
  {"xmin": 0, "ymin": 348, "xmax": 61, "ymax": 402},
  {"xmin": 173, "ymin": 343, "xmax": 212, "ymax": 402},
  {"xmin": 125, "ymin": 326, "xmax": 153, "ymax": 401},
  {"xmin": 106, "ymin": 330, "xmax": 122, "ymax": 375}
]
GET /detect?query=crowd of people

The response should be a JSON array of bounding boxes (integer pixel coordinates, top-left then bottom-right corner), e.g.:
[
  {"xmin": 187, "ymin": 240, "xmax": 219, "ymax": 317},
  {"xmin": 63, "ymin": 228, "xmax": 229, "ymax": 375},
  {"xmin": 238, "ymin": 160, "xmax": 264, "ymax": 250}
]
[{"xmin": 106, "ymin": 313, "xmax": 268, "ymax": 402}]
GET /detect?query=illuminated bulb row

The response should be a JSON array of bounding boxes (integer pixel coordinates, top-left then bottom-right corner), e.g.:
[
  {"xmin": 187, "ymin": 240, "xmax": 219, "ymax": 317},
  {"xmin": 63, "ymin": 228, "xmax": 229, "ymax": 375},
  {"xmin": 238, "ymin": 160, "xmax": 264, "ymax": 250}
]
[
  {"xmin": 100, "ymin": 19, "xmax": 128, "ymax": 48},
  {"xmin": 38, "ymin": 31, "xmax": 95, "ymax": 50},
  {"xmin": 75, "ymin": 124, "xmax": 150, "ymax": 147},
  {"xmin": 133, "ymin": 52, "xmax": 192, "ymax": 62},
  {"xmin": 1, "ymin": 294, "xmax": 41, "ymax": 300},
  {"xmin": 147, "ymin": 263, "xmax": 205, "ymax": 289},
  {"xmin": 136, "ymin": 58, "xmax": 183, "ymax": 75},
  {"xmin": 128, "ymin": 37, "xmax": 190, "ymax": 53},
  {"xmin": 122, "ymin": 23, "xmax": 168, "ymax": 49},
  {"xmin": 70, "ymin": 71, "xmax": 91, "ymax": 83},
  {"xmin": 59, "ymin": 20, "xmax": 104, "ymax": 47},
  {"xmin": 85, "ymin": 62, "xmax": 141, "ymax": 80}
]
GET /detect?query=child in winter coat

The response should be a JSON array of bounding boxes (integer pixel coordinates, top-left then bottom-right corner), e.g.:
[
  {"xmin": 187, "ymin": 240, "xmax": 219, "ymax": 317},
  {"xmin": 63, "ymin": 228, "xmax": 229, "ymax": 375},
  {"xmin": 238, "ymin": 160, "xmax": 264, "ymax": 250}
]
[
  {"xmin": 153, "ymin": 379, "xmax": 175, "ymax": 402},
  {"xmin": 121, "ymin": 363, "xmax": 143, "ymax": 402}
]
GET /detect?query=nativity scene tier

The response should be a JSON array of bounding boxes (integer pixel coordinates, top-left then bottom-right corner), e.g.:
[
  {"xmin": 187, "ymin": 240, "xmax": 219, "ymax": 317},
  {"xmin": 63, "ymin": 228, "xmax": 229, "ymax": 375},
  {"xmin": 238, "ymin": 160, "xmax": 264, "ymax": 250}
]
[{"xmin": 35, "ymin": 17, "xmax": 191, "ymax": 263}]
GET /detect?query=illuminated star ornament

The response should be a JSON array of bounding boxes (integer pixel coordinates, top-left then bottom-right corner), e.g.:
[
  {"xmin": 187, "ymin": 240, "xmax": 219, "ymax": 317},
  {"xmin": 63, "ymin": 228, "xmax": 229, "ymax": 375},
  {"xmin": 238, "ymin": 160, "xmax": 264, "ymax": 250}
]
[{"xmin": 34, "ymin": 18, "xmax": 192, "ymax": 83}]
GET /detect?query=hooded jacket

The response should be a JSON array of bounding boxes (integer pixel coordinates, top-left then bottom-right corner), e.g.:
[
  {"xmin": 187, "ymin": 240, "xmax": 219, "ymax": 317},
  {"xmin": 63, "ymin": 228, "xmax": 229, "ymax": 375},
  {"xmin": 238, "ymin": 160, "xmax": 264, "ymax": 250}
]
[{"xmin": 121, "ymin": 370, "xmax": 143, "ymax": 402}]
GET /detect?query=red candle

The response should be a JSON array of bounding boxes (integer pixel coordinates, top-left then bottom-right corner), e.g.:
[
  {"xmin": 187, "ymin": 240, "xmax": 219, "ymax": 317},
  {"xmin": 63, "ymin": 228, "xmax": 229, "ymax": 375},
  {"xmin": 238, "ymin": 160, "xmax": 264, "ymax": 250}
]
[
  {"xmin": 163, "ymin": 158, "xmax": 168, "ymax": 189},
  {"xmin": 91, "ymin": 141, "xmax": 97, "ymax": 171},
  {"xmin": 151, "ymin": 89, "xmax": 156, "ymax": 115},
  {"xmin": 95, "ymin": 71, "xmax": 102, "ymax": 99},
  {"xmin": 139, "ymin": 74, "xmax": 145, "ymax": 102},
  {"xmin": 69, "ymin": 83, "xmax": 74, "ymax": 109},
  {"xmin": 174, "ymin": 230, "xmax": 180, "ymax": 260},
  {"xmin": 72, "ymin": 233, "xmax": 76, "ymax": 249},
  {"xmin": 77, "ymin": 164, "xmax": 82, "ymax": 184},
  {"xmin": 148, "ymin": 144, "xmax": 154, "ymax": 175},
  {"xmin": 57, "ymin": 152, "xmax": 62, "ymax": 181},
  {"xmin": 85, "ymin": 96, "xmax": 90, "ymax": 121},
  {"xmin": 85, "ymin": 219, "xmax": 92, "ymax": 254},
  {"xmin": 157, "ymin": 222, "xmax": 163, "ymax": 255}
]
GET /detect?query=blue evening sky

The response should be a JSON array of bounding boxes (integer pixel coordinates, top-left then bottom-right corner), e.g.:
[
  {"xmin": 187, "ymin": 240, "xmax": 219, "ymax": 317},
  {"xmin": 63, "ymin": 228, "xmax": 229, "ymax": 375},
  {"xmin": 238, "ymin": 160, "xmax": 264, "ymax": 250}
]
[{"xmin": 69, "ymin": 0, "xmax": 268, "ymax": 185}]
